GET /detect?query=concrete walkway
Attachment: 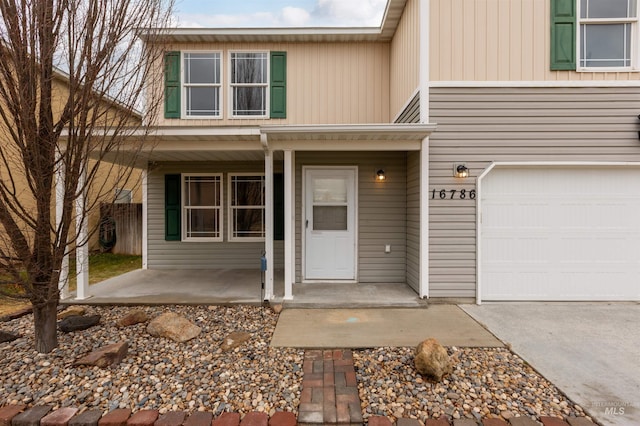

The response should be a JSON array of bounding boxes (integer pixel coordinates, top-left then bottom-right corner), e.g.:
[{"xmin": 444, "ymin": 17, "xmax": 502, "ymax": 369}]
[
  {"xmin": 271, "ymin": 307, "xmax": 503, "ymax": 348},
  {"xmin": 461, "ymin": 303, "xmax": 640, "ymax": 426}
]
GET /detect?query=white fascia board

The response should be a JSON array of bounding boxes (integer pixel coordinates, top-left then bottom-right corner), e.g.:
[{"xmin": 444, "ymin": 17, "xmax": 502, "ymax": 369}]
[{"xmin": 260, "ymin": 123, "xmax": 437, "ymax": 137}]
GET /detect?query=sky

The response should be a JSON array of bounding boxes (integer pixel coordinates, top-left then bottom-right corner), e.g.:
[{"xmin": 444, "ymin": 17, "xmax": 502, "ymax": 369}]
[{"xmin": 172, "ymin": 0, "xmax": 388, "ymax": 28}]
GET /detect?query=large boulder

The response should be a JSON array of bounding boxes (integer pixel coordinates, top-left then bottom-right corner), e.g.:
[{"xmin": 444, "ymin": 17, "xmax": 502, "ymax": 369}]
[
  {"xmin": 116, "ymin": 309, "xmax": 149, "ymax": 327},
  {"xmin": 0, "ymin": 330, "xmax": 20, "ymax": 343},
  {"xmin": 147, "ymin": 312, "xmax": 201, "ymax": 342},
  {"xmin": 414, "ymin": 338, "xmax": 452, "ymax": 382},
  {"xmin": 59, "ymin": 314, "xmax": 101, "ymax": 333},
  {"xmin": 74, "ymin": 342, "xmax": 128, "ymax": 368},
  {"xmin": 57, "ymin": 306, "xmax": 86, "ymax": 319}
]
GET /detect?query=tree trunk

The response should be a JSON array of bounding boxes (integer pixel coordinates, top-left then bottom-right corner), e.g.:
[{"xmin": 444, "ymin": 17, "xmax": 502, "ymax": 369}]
[{"xmin": 33, "ymin": 300, "xmax": 58, "ymax": 353}]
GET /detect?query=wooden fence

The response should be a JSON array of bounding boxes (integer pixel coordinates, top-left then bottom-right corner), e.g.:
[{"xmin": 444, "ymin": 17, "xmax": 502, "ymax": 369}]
[{"xmin": 99, "ymin": 203, "xmax": 142, "ymax": 255}]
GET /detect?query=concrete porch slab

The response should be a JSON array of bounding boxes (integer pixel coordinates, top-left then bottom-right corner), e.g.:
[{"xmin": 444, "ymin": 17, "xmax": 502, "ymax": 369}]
[{"xmin": 270, "ymin": 307, "xmax": 503, "ymax": 348}]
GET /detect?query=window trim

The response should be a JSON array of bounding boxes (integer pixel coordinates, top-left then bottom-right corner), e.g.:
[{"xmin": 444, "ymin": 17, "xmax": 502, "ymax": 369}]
[
  {"xmin": 228, "ymin": 50, "xmax": 270, "ymax": 119},
  {"xmin": 182, "ymin": 51, "xmax": 223, "ymax": 119},
  {"xmin": 227, "ymin": 173, "xmax": 266, "ymax": 242},
  {"xmin": 576, "ymin": 0, "xmax": 640, "ymax": 71},
  {"xmin": 182, "ymin": 173, "xmax": 224, "ymax": 242}
]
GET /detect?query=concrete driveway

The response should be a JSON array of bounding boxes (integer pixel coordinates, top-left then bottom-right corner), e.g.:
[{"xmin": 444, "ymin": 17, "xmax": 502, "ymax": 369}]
[{"xmin": 461, "ymin": 303, "xmax": 640, "ymax": 426}]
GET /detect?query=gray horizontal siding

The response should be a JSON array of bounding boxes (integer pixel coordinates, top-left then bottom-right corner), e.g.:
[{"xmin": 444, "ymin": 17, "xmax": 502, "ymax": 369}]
[
  {"xmin": 147, "ymin": 161, "xmax": 284, "ymax": 270},
  {"xmin": 395, "ymin": 92, "xmax": 420, "ymax": 124},
  {"xmin": 406, "ymin": 151, "xmax": 420, "ymax": 292},
  {"xmin": 429, "ymin": 86, "xmax": 640, "ymax": 298},
  {"xmin": 295, "ymin": 152, "xmax": 407, "ymax": 283}
]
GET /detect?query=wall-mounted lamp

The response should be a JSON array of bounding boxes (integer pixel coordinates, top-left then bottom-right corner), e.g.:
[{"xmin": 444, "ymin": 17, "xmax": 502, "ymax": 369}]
[
  {"xmin": 376, "ymin": 169, "xmax": 386, "ymax": 181},
  {"xmin": 454, "ymin": 163, "xmax": 469, "ymax": 178}
]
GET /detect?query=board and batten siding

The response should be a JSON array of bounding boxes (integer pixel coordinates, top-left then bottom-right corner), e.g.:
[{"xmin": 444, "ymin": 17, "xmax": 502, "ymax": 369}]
[
  {"xmin": 429, "ymin": 86, "xmax": 640, "ymax": 297},
  {"xmin": 294, "ymin": 152, "xmax": 408, "ymax": 284},
  {"xmin": 430, "ymin": 0, "xmax": 640, "ymax": 82},
  {"xmin": 147, "ymin": 162, "xmax": 283, "ymax": 269},
  {"xmin": 154, "ymin": 42, "xmax": 391, "ymax": 127},
  {"xmin": 390, "ymin": 0, "xmax": 420, "ymax": 120}
]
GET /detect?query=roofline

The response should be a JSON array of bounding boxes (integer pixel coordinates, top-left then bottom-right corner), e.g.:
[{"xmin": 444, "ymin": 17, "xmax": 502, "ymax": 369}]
[{"xmin": 138, "ymin": 0, "xmax": 407, "ymax": 43}]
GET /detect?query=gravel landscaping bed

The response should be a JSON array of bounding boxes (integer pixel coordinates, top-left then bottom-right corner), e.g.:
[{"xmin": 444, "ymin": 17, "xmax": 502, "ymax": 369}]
[
  {"xmin": 354, "ymin": 347, "xmax": 591, "ymax": 424},
  {"xmin": 1, "ymin": 304, "xmax": 593, "ymax": 425},
  {"xmin": 0, "ymin": 305, "xmax": 303, "ymax": 415}
]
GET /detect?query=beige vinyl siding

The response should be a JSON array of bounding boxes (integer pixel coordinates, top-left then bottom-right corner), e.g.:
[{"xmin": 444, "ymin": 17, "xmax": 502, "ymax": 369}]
[
  {"xmin": 390, "ymin": 0, "xmax": 420, "ymax": 119},
  {"xmin": 147, "ymin": 161, "xmax": 284, "ymax": 269},
  {"xmin": 429, "ymin": 86, "xmax": 640, "ymax": 297},
  {"xmin": 294, "ymin": 152, "xmax": 407, "ymax": 283},
  {"xmin": 154, "ymin": 42, "xmax": 390, "ymax": 126},
  {"xmin": 406, "ymin": 151, "xmax": 420, "ymax": 292},
  {"xmin": 430, "ymin": 0, "xmax": 640, "ymax": 82}
]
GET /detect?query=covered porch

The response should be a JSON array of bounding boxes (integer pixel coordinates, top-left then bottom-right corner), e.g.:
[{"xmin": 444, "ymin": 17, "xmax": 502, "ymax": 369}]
[{"xmin": 62, "ymin": 268, "xmax": 425, "ymax": 307}]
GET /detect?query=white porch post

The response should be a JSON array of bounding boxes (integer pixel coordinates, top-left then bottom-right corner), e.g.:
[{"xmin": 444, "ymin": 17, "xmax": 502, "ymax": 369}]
[
  {"xmin": 55, "ymin": 153, "xmax": 69, "ymax": 299},
  {"xmin": 142, "ymin": 167, "xmax": 148, "ymax": 270},
  {"xmin": 264, "ymin": 150, "xmax": 274, "ymax": 300},
  {"xmin": 75, "ymin": 166, "xmax": 90, "ymax": 300},
  {"xmin": 284, "ymin": 149, "xmax": 294, "ymax": 300}
]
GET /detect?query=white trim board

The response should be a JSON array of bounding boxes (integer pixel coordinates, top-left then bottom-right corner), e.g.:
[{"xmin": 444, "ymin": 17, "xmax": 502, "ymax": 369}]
[{"xmin": 430, "ymin": 80, "xmax": 640, "ymax": 88}]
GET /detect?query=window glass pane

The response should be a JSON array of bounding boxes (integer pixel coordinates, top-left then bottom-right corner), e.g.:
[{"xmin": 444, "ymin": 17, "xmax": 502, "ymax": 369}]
[
  {"xmin": 185, "ymin": 176, "xmax": 220, "ymax": 206},
  {"xmin": 313, "ymin": 178, "xmax": 347, "ymax": 203},
  {"xmin": 187, "ymin": 209, "xmax": 219, "ymax": 237},
  {"xmin": 233, "ymin": 87, "xmax": 266, "ymax": 115},
  {"xmin": 231, "ymin": 53, "xmax": 267, "ymax": 84},
  {"xmin": 313, "ymin": 206, "xmax": 347, "ymax": 231},
  {"xmin": 581, "ymin": 23, "xmax": 630, "ymax": 67},
  {"xmin": 582, "ymin": 0, "xmax": 633, "ymax": 18},
  {"xmin": 186, "ymin": 87, "xmax": 219, "ymax": 116},
  {"xmin": 232, "ymin": 209, "xmax": 265, "ymax": 238},
  {"xmin": 231, "ymin": 176, "xmax": 264, "ymax": 206},
  {"xmin": 184, "ymin": 53, "xmax": 219, "ymax": 84}
]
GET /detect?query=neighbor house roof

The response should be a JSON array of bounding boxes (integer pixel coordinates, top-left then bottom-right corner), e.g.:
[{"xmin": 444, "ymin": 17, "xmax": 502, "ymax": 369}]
[{"xmin": 139, "ymin": 0, "xmax": 408, "ymax": 43}]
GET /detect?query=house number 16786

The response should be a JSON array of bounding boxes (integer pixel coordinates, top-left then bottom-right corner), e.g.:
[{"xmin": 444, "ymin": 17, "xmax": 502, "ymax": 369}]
[{"xmin": 431, "ymin": 189, "xmax": 476, "ymax": 200}]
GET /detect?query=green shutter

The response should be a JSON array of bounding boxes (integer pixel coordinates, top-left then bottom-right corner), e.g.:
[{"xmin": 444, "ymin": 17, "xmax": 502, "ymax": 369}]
[
  {"xmin": 270, "ymin": 51, "xmax": 286, "ymax": 119},
  {"xmin": 274, "ymin": 173, "xmax": 284, "ymax": 241},
  {"xmin": 164, "ymin": 51, "xmax": 181, "ymax": 118},
  {"xmin": 165, "ymin": 174, "xmax": 181, "ymax": 241},
  {"xmin": 550, "ymin": 0, "xmax": 576, "ymax": 70}
]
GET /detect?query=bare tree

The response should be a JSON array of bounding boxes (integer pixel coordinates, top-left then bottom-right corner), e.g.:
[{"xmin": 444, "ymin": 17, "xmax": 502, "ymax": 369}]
[{"xmin": 0, "ymin": 0, "xmax": 173, "ymax": 352}]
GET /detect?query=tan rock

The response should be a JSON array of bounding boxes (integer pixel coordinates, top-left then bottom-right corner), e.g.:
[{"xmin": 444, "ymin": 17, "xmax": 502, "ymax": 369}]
[
  {"xmin": 74, "ymin": 342, "xmax": 128, "ymax": 368},
  {"xmin": 271, "ymin": 304, "xmax": 283, "ymax": 314},
  {"xmin": 414, "ymin": 338, "xmax": 452, "ymax": 382},
  {"xmin": 57, "ymin": 306, "xmax": 86, "ymax": 319},
  {"xmin": 147, "ymin": 312, "xmax": 201, "ymax": 342},
  {"xmin": 116, "ymin": 309, "xmax": 149, "ymax": 327},
  {"xmin": 220, "ymin": 331, "xmax": 251, "ymax": 351}
]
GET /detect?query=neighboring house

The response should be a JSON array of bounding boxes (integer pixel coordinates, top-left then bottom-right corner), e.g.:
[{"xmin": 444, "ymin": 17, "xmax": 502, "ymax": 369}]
[{"xmin": 129, "ymin": 0, "xmax": 639, "ymax": 303}]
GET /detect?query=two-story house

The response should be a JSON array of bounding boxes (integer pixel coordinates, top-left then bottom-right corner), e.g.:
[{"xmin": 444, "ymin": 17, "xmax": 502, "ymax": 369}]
[{"xmin": 99, "ymin": 0, "xmax": 638, "ymax": 304}]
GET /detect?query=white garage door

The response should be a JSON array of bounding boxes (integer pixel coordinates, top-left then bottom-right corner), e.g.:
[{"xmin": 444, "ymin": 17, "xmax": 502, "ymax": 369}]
[{"xmin": 480, "ymin": 166, "xmax": 640, "ymax": 301}]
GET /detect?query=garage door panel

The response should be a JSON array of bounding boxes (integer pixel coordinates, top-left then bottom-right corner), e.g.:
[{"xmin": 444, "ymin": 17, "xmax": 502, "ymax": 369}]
[{"xmin": 481, "ymin": 166, "xmax": 640, "ymax": 301}]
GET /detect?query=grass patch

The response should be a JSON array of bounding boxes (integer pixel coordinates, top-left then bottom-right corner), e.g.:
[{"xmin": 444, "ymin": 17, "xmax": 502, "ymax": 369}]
[
  {"xmin": 0, "ymin": 253, "xmax": 141, "ymax": 314},
  {"xmin": 68, "ymin": 253, "xmax": 142, "ymax": 291}
]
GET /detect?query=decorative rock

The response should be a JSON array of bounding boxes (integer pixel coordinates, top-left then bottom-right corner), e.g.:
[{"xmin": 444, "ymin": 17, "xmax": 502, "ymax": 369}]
[
  {"xmin": 0, "ymin": 330, "xmax": 20, "ymax": 343},
  {"xmin": 414, "ymin": 338, "xmax": 453, "ymax": 382},
  {"xmin": 147, "ymin": 313, "xmax": 201, "ymax": 343},
  {"xmin": 57, "ymin": 306, "xmax": 86, "ymax": 319},
  {"xmin": 74, "ymin": 342, "xmax": 128, "ymax": 368},
  {"xmin": 59, "ymin": 315, "xmax": 101, "ymax": 333},
  {"xmin": 270, "ymin": 304, "xmax": 283, "ymax": 314},
  {"xmin": 220, "ymin": 332, "xmax": 251, "ymax": 351},
  {"xmin": 116, "ymin": 310, "xmax": 149, "ymax": 327}
]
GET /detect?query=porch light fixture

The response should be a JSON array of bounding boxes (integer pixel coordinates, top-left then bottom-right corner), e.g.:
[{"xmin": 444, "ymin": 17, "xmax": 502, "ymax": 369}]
[
  {"xmin": 376, "ymin": 169, "xmax": 386, "ymax": 181},
  {"xmin": 454, "ymin": 164, "xmax": 469, "ymax": 178}
]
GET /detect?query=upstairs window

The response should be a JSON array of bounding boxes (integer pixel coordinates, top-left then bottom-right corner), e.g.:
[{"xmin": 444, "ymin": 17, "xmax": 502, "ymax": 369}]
[
  {"xmin": 230, "ymin": 52, "xmax": 268, "ymax": 117},
  {"xmin": 578, "ymin": 0, "xmax": 638, "ymax": 69},
  {"xmin": 184, "ymin": 52, "xmax": 221, "ymax": 117}
]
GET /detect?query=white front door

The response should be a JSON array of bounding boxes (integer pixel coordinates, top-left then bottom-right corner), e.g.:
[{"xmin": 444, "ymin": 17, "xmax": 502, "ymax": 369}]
[{"xmin": 304, "ymin": 167, "xmax": 357, "ymax": 280}]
